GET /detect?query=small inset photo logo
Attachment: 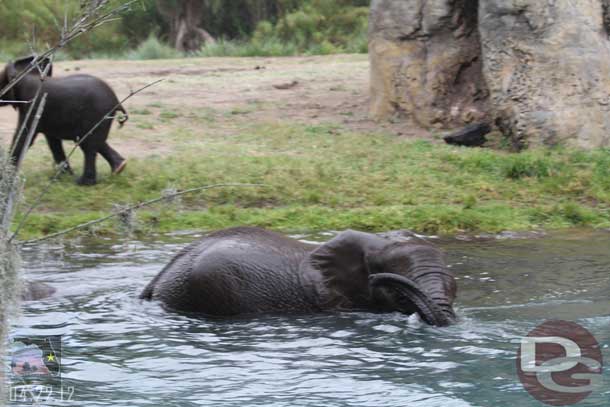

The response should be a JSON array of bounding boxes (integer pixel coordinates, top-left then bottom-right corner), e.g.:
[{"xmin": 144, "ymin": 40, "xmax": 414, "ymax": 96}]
[
  {"xmin": 10, "ymin": 336, "xmax": 62, "ymax": 380},
  {"xmin": 517, "ymin": 320, "xmax": 603, "ymax": 406}
]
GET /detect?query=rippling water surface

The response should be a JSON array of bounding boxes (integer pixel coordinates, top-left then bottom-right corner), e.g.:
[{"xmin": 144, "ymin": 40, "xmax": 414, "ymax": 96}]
[{"xmin": 9, "ymin": 229, "xmax": 610, "ymax": 406}]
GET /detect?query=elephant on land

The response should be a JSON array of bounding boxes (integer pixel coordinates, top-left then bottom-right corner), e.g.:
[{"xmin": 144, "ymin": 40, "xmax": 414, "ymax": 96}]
[
  {"xmin": 0, "ymin": 55, "xmax": 128, "ymax": 185},
  {"xmin": 141, "ymin": 227, "xmax": 458, "ymax": 326}
]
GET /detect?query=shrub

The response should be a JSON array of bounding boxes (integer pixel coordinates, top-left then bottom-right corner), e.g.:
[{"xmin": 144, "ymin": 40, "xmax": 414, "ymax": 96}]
[
  {"xmin": 250, "ymin": 0, "xmax": 370, "ymax": 55},
  {"xmin": 501, "ymin": 154, "xmax": 556, "ymax": 180},
  {"xmin": 127, "ymin": 35, "xmax": 182, "ymax": 60},
  {"xmin": 0, "ymin": 0, "xmax": 131, "ymax": 58},
  {"xmin": 0, "ymin": 0, "xmax": 371, "ymax": 59},
  {"xmin": 196, "ymin": 38, "xmax": 297, "ymax": 57}
]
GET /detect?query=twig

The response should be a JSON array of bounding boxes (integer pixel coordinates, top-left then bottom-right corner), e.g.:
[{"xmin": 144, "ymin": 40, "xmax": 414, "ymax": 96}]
[
  {"xmin": 1, "ymin": 71, "xmax": 49, "ymax": 230},
  {"xmin": 20, "ymin": 183, "xmax": 266, "ymax": 245},
  {"xmin": 0, "ymin": 1, "xmax": 138, "ymax": 401},
  {"xmin": 17, "ymin": 95, "xmax": 48, "ymax": 175},
  {"xmin": 8, "ymin": 61, "xmax": 53, "ymax": 159},
  {"xmin": 1, "ymin": 94, "xmax": 48, "ymax": 231},
  {"xmin": 0, "ymin": 100, "xmax": 32, "ymax": 104},
  {"xmin": 9, "ymin": 79, "xmax": 164, "ymax": 242}
]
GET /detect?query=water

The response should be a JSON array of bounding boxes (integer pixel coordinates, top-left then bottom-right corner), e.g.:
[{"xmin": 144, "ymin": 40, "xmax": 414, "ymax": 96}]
[{"xmin": 8, "ymin": 230, "xmax": 610, "ymax": 406}]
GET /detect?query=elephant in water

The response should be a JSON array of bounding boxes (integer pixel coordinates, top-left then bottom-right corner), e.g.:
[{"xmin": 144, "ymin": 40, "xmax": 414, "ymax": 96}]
[
  {"xmin": 141, "ymin": 227, "xmax": 457, "ymax": 326},
  {"xmin": 21, "ymin": 281, "xmax": 56, "ymax": 301}
]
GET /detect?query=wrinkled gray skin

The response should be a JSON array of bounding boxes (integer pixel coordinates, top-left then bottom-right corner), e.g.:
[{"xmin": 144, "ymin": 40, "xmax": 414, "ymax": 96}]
[
  {"xmin": 141, "ymin": 227, "xmax": 457, "ymax": 326},
  {"xmin": 21, "ymin": 281, "xmax": 56, "ymax": 301},
  {"xmin": 0, "ymin": 56, "xmax": 128, "ymax": 185}
]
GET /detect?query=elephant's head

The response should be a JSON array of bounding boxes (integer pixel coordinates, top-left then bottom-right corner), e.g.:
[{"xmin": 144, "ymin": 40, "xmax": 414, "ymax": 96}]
[
  {"xmin": 0, "ymin": 55, "xmax": 53, "ymax": 106},
  {"xmin": 309, "ymin": 230, "xmax": 457, "ymax": 326}
]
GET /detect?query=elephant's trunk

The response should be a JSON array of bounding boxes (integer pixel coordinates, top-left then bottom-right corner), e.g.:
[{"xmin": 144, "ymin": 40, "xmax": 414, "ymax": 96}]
[
  {"xmin": 368, "ymin": 245, "xmax": 457, "ymax": 327},
  {"xmin": 370, "ymin": 273, "xmax": 455, "ymax": 326}
]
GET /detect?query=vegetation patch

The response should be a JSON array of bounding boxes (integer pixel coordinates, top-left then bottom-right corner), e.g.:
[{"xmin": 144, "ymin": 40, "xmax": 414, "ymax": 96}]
[
  {"xmin": 12, "ymin": 123, "xmax": 610, "ymax": 240},
  {"xmin": 0, "ymin": 1, "xmax": 370, "ymax": 60}
]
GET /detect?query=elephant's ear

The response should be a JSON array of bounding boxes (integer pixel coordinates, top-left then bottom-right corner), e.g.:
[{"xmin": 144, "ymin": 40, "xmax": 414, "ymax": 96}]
[
  {"xmin": 309, "ymin": 230, "xmax": 387, "ymax": 303},
  {"xmin": 5, "ymin": 63, "xmax": 17, "ymax": 82},
  {"xmin": 13, "ymin": 55, "xmax": 53, "ymax": 78},
  {"xmin": 0, "ymin": 67, "xmax": 16, "ymax": 105},
  {"xmin": 0, "ymin": 69, "xmax": 8, "ymax": 96}
]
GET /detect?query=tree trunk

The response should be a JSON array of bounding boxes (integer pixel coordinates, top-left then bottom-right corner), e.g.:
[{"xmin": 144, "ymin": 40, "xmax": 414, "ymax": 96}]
[
  {"xmin": 369, "ymin": 0, "xmax": 610, "ymax": 149},
  {"xmin": 157, "ymin": 0, "xmax": 216, "ymax": 53}
]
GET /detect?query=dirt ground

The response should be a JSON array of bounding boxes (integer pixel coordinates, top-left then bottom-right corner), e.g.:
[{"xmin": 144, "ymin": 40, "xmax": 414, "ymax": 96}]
[{"xmin": 0, "ymin": 54, "xmax": 428, "ymax": 158}]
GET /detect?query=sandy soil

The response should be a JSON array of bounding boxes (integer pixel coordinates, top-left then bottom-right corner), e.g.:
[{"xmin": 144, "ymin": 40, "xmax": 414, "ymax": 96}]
[{"xmin": 0, "ymin": 54, "xmax": 428, "ymax": 158}]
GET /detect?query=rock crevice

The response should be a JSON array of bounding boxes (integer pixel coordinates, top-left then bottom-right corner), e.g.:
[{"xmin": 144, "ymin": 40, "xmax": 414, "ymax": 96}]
[
  {"xmin": 369, "ymin": 0, "xmax": 489, "ymax": 128},
  {"xmin": 370, "ymin": 0, "xmax": 610, "ymax": 149}
]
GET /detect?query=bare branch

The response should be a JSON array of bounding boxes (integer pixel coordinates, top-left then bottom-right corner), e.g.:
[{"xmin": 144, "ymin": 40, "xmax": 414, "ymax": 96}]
[
  {"xmin": 20, "ymin": 183, "xmax": 266, "ymax": 245},
  {"xmin": 1, "ymin": 59, "xmax": 53, "ymax": 234},
  {"xmin": 8, "ymin": 61, "xmax": 53, "ymax": 159},
  {"xmin": 1, "ymin": 94, "xmax": 48, "ymax": 231},
  {"xmin": 0, "ymin": 2, "xmax": 139, "ymax": 400}
]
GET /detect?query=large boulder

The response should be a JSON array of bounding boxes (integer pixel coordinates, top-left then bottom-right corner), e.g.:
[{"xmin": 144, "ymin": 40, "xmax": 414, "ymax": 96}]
[
  {"xmin": 369, "ymin": 0, "xmax": 610, "ymax": 149},
  {"xmin": 479, "ymin": 0, "xmax": 610, "ymax": 148},
  {"xmin": 369, "ymin": 0, "xmax": 489, "ymax": 128}
]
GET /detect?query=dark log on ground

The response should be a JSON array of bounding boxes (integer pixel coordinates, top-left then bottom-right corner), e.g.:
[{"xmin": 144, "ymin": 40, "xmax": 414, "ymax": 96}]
[{"xmin": 443, "ymin": 123, "xmax": 491, "ymax": 147}]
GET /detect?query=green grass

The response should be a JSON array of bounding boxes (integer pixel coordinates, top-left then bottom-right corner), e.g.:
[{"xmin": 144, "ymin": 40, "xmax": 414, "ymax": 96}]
[
  {"xmin": 193, "ymin": 35, "xmax": 367, "ymax": 58},
  {"xmin": 10, "ymin": 123, "xmax": 610, "ymax": 240},
  {"xmin": 195, "ymin": 39, "xmax": 299, "ymax": 58}
]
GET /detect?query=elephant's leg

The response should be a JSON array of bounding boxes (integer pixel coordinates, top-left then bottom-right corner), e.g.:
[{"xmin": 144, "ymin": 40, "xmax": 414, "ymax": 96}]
[
  {"xmin": 99, "ymin": 142, "xmax": 127, "ymax": 175},
  {"xmin": 76, "ymin": 121, "xmax": 114, "ymax": 185},
  {"xmin": 45, "ymin": 135, "xmax": 73, "ymax": 175},
  {"xmin": 77, "ymin": 143, "xmax": 98, "ymax": 186}
]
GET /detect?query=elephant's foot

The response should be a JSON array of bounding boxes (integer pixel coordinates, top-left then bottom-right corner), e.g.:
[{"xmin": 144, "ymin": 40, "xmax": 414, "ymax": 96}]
[
  {"xmin": 112, "ymin": 159, "xmax": 127, "ymax": 175},
  {"xmin": 77, "ymin": 176, "xmax": 97, "ymax": 186}
]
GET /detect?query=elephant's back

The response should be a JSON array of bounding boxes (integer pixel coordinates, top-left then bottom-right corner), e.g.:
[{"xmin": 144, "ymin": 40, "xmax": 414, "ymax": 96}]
[
  {"xmin": 40, "ymin": 75, "xmax": 121, "ymax": 135},
  {"xmin": 45, "ymin": 74, "xmax": 119, "ymax": 103},
  {"xmin": 141, "ymin": 227, "xmax": 318, "ymax": 315}
]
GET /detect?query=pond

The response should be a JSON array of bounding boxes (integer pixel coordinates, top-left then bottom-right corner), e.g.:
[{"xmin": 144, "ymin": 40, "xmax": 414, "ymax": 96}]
[{"xmin": 8, "ymin": 229, "xmax": 610, "ymax": 406}]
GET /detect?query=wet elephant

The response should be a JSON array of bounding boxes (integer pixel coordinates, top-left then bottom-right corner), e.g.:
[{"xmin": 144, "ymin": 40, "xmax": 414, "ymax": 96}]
[
  {"xmin": 21, "ymin": 281, "xmax": 56, "ymax": 301},
  {"xmin": 141, "ymin": 227, "xmax": 458, "ymax": 326}
]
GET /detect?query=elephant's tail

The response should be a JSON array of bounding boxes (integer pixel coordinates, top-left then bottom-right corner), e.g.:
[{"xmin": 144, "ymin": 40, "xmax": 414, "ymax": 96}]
[
  {"xmin": 115, "ymin": 105, "xmax": 129, "ymax": 128},
  {"xmin": 139, "ymin": 280, "xmax": 155, "ymax": 300}
]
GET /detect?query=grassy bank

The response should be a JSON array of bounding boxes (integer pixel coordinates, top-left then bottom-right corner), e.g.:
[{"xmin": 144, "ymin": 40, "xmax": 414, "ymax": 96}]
[{"xmin": 11, "ymin": 121, "xmax": 610, "ymax": 240}]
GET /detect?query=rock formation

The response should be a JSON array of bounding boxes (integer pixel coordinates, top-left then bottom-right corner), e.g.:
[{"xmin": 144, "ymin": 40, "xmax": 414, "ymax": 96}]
[
  {"xmin": 370, "ymin": 0, "xmax": 610, "ymax": 149},
  {"xmin": 369, "ymin": 0, "xmax": 489, "ymax": 128},
  {"xmin": 479, "ymin": 0, "xmax": 610, "ymax": 148}
]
